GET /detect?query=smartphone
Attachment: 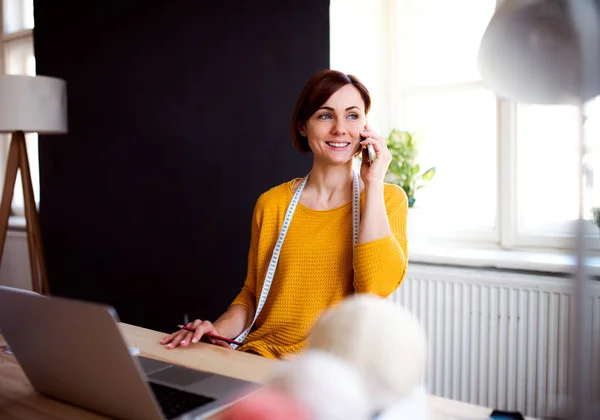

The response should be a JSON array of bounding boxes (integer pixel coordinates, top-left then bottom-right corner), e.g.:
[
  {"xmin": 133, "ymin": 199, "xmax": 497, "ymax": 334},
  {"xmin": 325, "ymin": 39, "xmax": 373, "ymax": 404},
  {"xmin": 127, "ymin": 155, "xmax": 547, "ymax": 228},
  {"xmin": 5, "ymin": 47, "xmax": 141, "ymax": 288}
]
[
  {"xmin": 360, "ymin": 127, "xmax": 376, "ymax": 164},
  {"xmin": 489, "ymin": 409, "xmax": 525, "ymax": 420},
  {"xmin": 367, "ymin": 144, "xmax": 376, "ymax": 164}
]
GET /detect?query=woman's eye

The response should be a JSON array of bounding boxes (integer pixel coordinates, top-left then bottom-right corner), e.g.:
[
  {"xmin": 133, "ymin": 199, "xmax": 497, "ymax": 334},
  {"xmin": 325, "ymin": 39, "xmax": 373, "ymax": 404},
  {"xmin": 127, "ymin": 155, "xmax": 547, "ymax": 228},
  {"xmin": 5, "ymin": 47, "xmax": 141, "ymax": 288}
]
[
  {"xmin": 347, "ymin": 113, "xmax": 359, "ymax": 120},
  {"xmin": 317, "ymin": 114, "xmax": 332, "ymax": 120}
]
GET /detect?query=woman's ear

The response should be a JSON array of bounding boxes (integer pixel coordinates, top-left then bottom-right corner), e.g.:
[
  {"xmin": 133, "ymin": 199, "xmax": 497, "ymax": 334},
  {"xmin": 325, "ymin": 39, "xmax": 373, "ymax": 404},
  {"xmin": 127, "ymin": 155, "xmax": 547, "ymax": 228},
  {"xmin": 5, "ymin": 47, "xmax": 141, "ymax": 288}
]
[{"xmin": 298, "ymin": 121, "xmax": 307, "ymax": 137}]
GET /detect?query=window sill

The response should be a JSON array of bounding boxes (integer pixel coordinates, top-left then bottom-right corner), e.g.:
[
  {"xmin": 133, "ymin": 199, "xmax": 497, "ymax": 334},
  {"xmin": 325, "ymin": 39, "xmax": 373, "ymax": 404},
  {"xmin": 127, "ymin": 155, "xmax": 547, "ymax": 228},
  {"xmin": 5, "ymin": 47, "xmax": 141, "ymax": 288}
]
[{"xmin": 410, "ymin": 244, "xmax": 600, "ymax": 277}]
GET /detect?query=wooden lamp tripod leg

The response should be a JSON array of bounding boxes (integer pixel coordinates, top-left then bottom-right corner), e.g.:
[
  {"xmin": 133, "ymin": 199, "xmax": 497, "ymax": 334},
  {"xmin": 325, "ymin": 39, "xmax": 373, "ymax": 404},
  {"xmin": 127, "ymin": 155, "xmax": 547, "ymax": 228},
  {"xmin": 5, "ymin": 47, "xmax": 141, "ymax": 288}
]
[
  {"xmin": 0, "ymin": 133, "xmax": 21, "ymax": 266},
  {"xmin": 0, "ymin": 131, "xmax": 49, "ymax": 295},
  {"xmin": 17, "ymin": 132, "xmax": 49, "ymax": 295}
]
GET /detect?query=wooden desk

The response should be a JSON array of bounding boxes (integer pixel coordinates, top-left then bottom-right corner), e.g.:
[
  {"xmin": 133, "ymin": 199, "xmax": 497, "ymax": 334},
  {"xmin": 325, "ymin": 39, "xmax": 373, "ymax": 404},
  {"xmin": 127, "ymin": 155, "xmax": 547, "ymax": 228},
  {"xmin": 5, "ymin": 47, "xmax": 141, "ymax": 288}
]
[{"xmin": 0, "ymin": 323, "xmax": 532, "ymax": 420}]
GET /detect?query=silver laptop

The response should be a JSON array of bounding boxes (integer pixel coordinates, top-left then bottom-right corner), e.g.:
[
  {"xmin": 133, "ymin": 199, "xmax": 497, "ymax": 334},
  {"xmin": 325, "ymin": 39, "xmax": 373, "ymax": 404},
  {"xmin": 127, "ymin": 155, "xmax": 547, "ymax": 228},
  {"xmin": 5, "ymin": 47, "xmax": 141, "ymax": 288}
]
[{"xmin": 0, "ymin": 285, "xmax": 262, "ymax": 419}]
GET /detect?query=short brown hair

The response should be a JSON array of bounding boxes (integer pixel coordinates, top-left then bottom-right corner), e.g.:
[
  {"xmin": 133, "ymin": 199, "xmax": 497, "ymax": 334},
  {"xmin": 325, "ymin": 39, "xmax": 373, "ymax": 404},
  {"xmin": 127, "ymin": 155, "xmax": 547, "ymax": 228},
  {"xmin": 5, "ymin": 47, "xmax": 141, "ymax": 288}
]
[{"xmin": 291, "ymin": 69, "xmax": 371, "ymax": 153}]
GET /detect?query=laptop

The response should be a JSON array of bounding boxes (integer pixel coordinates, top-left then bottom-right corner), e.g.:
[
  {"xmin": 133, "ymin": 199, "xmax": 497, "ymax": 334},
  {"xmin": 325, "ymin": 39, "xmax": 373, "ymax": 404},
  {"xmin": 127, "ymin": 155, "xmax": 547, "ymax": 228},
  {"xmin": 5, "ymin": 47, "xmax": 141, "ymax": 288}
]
[{"xmin": 0, "ymin": 285, "xmax": 262, "ymax": 419}]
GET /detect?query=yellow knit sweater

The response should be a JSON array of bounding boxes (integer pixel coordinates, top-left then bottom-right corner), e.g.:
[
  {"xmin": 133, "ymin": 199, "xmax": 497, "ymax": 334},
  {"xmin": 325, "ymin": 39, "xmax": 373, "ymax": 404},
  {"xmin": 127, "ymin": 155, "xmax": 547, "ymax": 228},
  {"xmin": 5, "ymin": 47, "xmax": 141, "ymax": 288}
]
[{"xmin": 230, "ymin": 178, "xmax": 408, "ymax": 359}]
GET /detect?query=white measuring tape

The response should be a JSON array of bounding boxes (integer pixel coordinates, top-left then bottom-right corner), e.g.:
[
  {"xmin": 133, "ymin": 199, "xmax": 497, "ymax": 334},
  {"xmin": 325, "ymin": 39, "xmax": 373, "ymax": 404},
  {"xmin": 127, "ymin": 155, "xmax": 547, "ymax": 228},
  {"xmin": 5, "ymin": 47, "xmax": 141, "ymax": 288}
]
[{"xmin": 232, "ymin": 171, "xmax": 361, "ymax": 349}]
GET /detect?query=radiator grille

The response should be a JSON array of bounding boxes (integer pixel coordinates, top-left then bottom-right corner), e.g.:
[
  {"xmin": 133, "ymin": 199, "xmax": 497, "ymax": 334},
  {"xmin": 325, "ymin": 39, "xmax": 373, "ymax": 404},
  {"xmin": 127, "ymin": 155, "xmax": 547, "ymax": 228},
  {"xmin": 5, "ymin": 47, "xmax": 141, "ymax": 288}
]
[{"xmin": 389, "ymin": 264, "xmax": 600, "ymax": 418}]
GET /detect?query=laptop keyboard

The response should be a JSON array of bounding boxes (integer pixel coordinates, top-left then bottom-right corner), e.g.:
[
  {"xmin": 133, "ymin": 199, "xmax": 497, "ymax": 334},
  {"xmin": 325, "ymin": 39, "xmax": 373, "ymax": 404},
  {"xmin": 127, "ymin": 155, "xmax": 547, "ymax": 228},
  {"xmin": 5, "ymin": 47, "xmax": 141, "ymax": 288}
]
[{"xmin": 149, "ymin": 381, "xmax": 215, "ymax": 419}]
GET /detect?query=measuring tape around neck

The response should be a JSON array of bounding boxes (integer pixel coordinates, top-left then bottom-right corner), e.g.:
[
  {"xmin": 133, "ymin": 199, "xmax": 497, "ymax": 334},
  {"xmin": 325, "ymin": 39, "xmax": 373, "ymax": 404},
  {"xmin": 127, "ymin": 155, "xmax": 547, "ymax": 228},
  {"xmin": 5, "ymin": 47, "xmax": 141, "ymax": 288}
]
[{"xmin": 232, "ymin": 171, "xmax": 360, "ymax": 349}]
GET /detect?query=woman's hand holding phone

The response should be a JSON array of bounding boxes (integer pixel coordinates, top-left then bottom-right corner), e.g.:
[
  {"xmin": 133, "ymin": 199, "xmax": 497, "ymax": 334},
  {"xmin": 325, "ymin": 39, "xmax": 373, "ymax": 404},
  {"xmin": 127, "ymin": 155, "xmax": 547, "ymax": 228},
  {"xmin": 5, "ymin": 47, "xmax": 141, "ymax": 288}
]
[
  {"xmin": 359, "ymin": 124, "xmax": 392, "ymax": 185},
  {"xmin": 366, "ymin": 144, "xmax": 376, "ymax": 164}
]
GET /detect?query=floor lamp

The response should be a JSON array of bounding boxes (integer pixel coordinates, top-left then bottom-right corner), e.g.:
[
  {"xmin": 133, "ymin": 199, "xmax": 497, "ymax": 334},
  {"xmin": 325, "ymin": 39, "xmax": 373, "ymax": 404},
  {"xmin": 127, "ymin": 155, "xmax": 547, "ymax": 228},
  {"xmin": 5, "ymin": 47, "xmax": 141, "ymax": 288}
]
[
  {"xmin": 0, "ymin": 75, "xmax": 67, "ymax": 295},
  {"xmin": 478, "ymin": 0, "xmax": 600, "ymax": 418}
]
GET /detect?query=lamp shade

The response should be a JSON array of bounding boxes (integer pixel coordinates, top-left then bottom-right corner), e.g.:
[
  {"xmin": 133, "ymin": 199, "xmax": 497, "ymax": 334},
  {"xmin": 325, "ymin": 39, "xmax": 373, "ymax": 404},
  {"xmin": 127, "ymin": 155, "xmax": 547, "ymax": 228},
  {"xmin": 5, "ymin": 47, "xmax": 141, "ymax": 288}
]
[
  {"xmin": 477, "ymin": 0, "xmax": 600, "ymax": 105},
  {"xmin": 0, "ymin": 75, "xmax": 67, "ymax": 134}
]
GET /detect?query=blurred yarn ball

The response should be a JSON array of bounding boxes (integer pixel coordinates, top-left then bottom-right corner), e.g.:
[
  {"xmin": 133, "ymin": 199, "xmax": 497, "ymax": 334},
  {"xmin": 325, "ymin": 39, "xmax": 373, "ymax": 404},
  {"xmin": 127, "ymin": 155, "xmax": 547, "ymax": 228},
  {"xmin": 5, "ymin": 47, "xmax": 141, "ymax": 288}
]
[
  {"xmin": 267, "ymin": 349, "xmax": 371, "ymax": 420},
  {"xmin": 307, "ymin": 294, "xmax": 427, "ymax": 412}
]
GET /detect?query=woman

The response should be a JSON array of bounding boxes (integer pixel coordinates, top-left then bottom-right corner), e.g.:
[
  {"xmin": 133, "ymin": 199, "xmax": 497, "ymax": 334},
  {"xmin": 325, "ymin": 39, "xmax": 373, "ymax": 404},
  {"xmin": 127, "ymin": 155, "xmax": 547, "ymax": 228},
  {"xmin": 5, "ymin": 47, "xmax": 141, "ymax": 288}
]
[{"xmin": 160, "ymin": 69, "xmax": 408, "ymax": 359}]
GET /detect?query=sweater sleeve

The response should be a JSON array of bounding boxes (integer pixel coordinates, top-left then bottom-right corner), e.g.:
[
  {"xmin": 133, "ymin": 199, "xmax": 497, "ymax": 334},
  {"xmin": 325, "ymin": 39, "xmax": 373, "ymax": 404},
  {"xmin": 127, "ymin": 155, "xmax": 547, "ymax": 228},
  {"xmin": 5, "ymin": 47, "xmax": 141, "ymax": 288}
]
[
  {"xmin": 353, "ymin": 184, "xmax": 408, "ymax": 297},
  {"xmin": 229, "ymin": 198, "xmax": 263, "ymax": 313}
]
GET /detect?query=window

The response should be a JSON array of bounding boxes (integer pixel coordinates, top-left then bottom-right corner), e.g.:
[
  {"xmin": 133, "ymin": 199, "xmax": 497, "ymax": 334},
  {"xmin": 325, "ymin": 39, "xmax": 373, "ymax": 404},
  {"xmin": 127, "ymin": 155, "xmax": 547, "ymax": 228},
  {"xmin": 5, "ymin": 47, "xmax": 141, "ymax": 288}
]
[
  {"xmin": 509, "ymin": 102, "xmax": 593, "ymax": 247},
  {"xmin": 1, "ymin": 0, "xmax": 37, "ymax": 215},
  {"xmin": 331, "ymin": 0, "xmax": 600, "ymax": 252}
]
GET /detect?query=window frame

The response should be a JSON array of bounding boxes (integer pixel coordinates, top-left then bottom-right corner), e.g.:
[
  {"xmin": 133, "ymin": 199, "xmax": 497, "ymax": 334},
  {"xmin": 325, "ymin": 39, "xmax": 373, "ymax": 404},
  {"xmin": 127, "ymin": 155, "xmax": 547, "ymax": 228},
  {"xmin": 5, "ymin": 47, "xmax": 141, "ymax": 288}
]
[
  {"xmin": 500, "ymin": 100, "xmax": 599, "ymax": 251},
  {"xmin": 390, "ymin": 0, "xmax": 501, "ymax": 246},
  {"xmin": 1, "ymin": 0, "xmax": 36, "ymax": 216},
  {"xmin": 385, "ymin": 0, "xmax": 600, "ymax": 253},
  {"xmin": 396, "ymin": 81, "xmax": 501, "ymax": 245}
]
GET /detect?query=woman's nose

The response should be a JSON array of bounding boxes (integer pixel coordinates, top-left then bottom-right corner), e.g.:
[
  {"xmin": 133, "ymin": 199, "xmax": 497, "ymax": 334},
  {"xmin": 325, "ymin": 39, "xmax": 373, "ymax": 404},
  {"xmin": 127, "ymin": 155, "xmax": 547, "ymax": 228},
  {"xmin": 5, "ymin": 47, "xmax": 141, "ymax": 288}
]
[{"xmin": 332, "ymin": 119, "xmax": 348, "ymax": 135}]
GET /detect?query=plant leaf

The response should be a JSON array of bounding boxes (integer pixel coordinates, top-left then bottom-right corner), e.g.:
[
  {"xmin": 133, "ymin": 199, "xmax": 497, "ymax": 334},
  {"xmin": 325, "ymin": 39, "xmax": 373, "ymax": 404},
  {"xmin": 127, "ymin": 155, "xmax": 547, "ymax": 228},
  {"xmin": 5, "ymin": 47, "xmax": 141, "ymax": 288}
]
[
  {"xmin": 384, "ymin": 129, "xmax": 434, "ymax": 206},
  {"xmin": 593, "ymin": 207, "xmax": 600, "ymax": 228},
  {"xmin": 421, "ymin": 167, "xmax": 436, "ymax": 181}
]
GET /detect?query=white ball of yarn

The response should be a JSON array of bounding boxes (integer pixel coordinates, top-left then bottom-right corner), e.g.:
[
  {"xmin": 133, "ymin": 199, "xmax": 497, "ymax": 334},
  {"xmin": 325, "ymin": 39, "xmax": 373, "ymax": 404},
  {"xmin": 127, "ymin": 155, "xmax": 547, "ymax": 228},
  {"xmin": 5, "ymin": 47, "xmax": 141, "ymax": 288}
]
[
  {"xmin": 267, "ymin": 349, "xmax": 371, "ymax": 420},
  {"xmin": 307, "ymin": 293, "xmax": 427, "ymax": 412}
]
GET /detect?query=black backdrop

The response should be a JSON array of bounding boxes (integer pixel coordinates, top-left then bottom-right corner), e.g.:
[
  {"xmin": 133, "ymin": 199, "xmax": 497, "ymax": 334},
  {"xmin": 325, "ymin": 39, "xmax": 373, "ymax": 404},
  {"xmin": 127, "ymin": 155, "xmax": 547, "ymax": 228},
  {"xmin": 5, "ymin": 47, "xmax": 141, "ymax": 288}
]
[{"xmin": 33, "ymin": 0, "xmax": 328, "ymax": 332}]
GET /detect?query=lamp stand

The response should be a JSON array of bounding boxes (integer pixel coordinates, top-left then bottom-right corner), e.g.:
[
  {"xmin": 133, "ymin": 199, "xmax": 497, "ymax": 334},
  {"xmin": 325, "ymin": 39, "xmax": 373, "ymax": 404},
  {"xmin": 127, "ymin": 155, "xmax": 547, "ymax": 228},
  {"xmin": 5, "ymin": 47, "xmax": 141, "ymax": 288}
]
[{"xmin": 0, "ymin": 131, "xmax": 49, "ymax": 295}]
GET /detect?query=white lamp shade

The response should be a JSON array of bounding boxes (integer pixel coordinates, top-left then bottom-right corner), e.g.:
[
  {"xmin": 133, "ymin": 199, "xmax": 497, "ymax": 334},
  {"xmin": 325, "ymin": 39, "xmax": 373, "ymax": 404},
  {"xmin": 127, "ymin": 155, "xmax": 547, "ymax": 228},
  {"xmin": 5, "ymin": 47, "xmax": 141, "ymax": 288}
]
[
  {"xmin": 0, "ymin": 75, "xmax": 67, "ymax": 134},
  {"xmin": 477, "ymin": 0, "xmax": 600, "ymax": 105}
]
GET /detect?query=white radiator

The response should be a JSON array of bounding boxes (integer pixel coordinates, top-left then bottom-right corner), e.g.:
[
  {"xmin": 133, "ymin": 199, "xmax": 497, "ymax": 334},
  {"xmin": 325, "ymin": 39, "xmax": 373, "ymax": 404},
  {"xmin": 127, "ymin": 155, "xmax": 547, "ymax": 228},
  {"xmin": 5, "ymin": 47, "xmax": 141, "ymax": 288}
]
[{"xmin": 390, "ymin": 263, "xmax": 600, "ymax": 418}]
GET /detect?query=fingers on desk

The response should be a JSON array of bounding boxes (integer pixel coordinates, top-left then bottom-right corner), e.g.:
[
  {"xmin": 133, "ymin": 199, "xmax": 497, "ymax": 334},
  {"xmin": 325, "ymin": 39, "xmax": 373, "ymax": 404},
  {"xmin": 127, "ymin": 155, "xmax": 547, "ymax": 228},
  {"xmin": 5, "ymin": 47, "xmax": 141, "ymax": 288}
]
[
  {"xmin": 159, "ymin": 322, "xmax": 194, "ymax": 348},
  {"xmin": 159, "ymin": 320, "xmax": 217, "ymax": 349},
  {"xmin": 191, "ymin": 320, "xmax": 216, "ymax": 344}
]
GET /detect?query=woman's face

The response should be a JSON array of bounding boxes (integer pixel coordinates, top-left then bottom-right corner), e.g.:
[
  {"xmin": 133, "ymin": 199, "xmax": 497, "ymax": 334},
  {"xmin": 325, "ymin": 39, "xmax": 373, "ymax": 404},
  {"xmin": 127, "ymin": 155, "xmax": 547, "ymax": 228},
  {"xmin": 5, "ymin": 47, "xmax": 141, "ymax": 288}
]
[{"xmin": 299, "ymin": 84, "xmax": 366, "ymax": 164}]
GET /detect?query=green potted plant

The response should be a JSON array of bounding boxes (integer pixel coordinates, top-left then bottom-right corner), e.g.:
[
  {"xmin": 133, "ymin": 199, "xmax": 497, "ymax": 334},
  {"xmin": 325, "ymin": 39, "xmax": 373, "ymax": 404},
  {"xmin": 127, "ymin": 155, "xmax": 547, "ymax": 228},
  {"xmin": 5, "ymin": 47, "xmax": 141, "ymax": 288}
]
[
  {"xmin": 384, "ymin": 129, "xmax": 435, "ymax": 208},
  {"xmin": 593, "ymin": 207, "xmax": 600, "ymax": 234}
]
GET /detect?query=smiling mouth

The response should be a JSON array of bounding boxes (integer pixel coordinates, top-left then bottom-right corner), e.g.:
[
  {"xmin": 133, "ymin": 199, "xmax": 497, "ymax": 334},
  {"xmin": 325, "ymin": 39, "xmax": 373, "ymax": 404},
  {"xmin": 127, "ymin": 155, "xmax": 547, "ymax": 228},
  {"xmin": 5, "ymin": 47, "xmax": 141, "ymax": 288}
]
[{"xmin": 326, "ymin": 141, "xmax": 350, "ymax": 149}]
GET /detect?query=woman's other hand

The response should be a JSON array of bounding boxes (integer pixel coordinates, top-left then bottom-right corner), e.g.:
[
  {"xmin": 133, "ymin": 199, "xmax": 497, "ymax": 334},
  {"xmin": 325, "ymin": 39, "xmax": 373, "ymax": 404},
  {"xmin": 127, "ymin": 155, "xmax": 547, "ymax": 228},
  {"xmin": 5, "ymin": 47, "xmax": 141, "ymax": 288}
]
[{"xmin": 159, "ymin": 319, "xmax": 232, "ymax": 349}]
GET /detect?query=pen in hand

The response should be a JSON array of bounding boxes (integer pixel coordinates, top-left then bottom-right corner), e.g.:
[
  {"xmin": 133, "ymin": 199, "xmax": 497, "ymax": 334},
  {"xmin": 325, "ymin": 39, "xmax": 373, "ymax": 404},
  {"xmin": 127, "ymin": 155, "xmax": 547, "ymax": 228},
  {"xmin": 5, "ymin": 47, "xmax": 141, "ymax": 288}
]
[{"xmin": 176, "ymin": 325, "xmax": 242, "ymax": 346}]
